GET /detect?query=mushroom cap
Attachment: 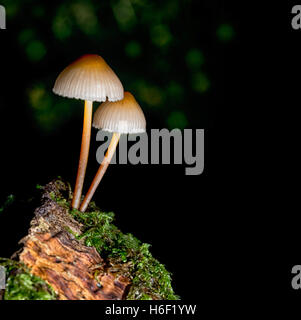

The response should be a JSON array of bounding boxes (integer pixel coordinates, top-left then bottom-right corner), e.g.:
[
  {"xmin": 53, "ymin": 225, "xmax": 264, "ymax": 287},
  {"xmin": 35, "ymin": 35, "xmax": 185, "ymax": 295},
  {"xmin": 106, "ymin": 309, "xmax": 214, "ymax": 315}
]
[
  {"xmin": 93, "ymin": 92, "xmax": 146, "ymax": 134},
  {"xmin": 53, "ymin": 54, "xmax": 124, "ymax": 102}
]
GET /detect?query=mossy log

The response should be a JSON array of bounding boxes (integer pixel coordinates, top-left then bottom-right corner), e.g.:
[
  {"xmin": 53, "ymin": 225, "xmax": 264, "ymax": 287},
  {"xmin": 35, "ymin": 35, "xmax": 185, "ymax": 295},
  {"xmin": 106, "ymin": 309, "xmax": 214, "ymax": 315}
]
[
  {"xmin": 17, "ymin": 180, "xmax": 130, "ymax": 300},
  {"xmin": 0, "ymin": 179, "xmax": 178, "ymax": 300}
]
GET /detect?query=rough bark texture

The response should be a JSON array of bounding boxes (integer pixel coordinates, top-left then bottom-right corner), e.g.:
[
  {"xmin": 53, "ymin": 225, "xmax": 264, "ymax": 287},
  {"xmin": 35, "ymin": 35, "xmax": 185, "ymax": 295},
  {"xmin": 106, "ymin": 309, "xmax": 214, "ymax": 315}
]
[{"xmin": 18, "ymin": 180, "xmax": 130, "ymax": 300}]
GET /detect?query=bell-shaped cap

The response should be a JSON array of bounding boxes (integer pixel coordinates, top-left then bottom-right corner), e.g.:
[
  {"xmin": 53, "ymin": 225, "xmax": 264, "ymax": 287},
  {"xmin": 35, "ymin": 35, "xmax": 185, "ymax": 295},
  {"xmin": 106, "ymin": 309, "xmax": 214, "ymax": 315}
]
[
  {"xmin": 53, "ymin": 54, "xmax": 124, "ymax": 102},
  {"xmin": 93, "ymin": 92, "xmax": 146, "ymax": 134}
]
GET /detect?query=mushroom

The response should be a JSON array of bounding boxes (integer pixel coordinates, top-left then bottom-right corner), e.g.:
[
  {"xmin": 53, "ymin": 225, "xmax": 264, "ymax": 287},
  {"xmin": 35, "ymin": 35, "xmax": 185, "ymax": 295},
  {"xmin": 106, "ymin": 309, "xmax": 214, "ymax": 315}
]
[
  {"xmin": 53, "ymin": 54, "xmax": 124, "ymax": 209},
  {"xmin": 79, "ymin": 91, "xmax": 146, "ymax": 212}
]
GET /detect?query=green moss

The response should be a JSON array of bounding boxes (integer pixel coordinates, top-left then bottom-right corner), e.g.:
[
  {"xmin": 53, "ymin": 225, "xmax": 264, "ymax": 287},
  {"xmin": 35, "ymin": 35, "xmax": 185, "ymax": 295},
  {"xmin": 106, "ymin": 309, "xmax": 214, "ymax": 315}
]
[
  {"xmin": 68, "ymin": 205, "xmax": 179, "ymax": 300},
  {"xmin": 47, "ymin": 180, "xmax": 72, "ymax": 209},
  {"xmin": 0, "ymin": 258, "xmax": 56, "ymax": 300}
]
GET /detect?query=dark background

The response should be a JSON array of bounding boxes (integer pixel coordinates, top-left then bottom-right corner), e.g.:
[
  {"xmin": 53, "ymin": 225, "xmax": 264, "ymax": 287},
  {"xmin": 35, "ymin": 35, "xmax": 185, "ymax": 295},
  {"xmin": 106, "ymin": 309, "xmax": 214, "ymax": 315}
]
[
  {"xmin": 0, "ymin": 0, "xmax": 238, "ymax": 301},
  {"xmin": 283, "ymin": 1, "xmax": 301, "ymax": 304}
]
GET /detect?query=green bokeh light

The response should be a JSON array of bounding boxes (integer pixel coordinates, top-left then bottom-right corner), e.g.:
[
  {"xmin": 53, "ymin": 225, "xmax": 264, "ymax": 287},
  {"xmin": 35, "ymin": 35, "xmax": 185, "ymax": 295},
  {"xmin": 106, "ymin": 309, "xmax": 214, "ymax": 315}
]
[
  {"xmin": 71, "ymin": 2, "xmax": 98, "ymax": 36},
  {"xmin": 112, "ymin": 0, "xmax": 137, "ymax": 31},
  {"xmin": 52, "ymin": 6, "xmax": 73, "ymax": 40},
  {"xmin": 140, "ymin": 86, "xmax": 164, "ymax": 107},
  {"xmin": 18, "ymin": 29, "xmax": 35, "ymax": 45},
  {"xmin": 2, "ymin": 1, "xmax": 18, "ymax": 18},
  {"xmin": 150, "ymin": 24, "xmax": 172, "ymax": 47},
  {"xmin": 26, "ymin": 40, "xmax": 46, "ymax": 61},
  {"xmin": 125, "ymin": 41, "xmax": 142, "ymax": 58},
  {"xmin": 167, "ymin": 111, "xmax": 188, "ymax": 129},
  {"xmin": 163, "ymin": 0, "xmax": 179, "ymax": 20},
  {"xmin": 134, "ymin": 81, "xmax": 164, "ymax": 107},
  {"xmin": 217, "ymin": 24, "xmax": 235, "ymax": 42},
  {"xmin": 28, "ymin": 85, "xmax": 73, "ymax": 133},
  {"xmin": 186, "ymin": 49, "xmax": 205, "ymax": 69},
  {"xmin": 29, "ymin": 86, "xmax": 50, "ymax": 110},
  {"xmin": 192, "ymin": 72, "xmax": 210, "ymax": 93}
]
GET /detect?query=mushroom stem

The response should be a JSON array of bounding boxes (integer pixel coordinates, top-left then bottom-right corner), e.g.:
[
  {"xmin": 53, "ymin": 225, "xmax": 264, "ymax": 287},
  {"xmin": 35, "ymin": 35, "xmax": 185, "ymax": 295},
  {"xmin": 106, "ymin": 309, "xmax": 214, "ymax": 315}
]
[
  {"xmin": 79, "ymin": 132, "xmax": 121, "ymax": 212},
  {"xmin": 72, "ymin": 100, "xmax": 93, "ymax": 209}
]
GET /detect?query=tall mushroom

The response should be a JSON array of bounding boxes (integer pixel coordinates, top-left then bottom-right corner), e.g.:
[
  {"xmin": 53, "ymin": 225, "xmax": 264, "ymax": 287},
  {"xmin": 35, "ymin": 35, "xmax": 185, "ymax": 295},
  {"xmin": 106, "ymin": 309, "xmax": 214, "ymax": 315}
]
[
  {"xmin": 79, "ymin": 91, "xmax": 146, "ymax": 212},
  {"xmin": 53, "ymin": 54, "xmax": 124, "ymax": 209}
]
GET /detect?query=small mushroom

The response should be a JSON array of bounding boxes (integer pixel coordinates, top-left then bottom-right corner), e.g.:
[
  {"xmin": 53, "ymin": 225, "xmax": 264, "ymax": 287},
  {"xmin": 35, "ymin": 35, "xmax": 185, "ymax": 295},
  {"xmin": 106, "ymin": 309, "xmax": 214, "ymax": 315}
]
[
  {"xmin": 53, "ymin": 54, "xmax": 124, "ymax": 209},
  {"xmin": 79, "ymin": 91, "xmax": 146, "ymax": 212}
]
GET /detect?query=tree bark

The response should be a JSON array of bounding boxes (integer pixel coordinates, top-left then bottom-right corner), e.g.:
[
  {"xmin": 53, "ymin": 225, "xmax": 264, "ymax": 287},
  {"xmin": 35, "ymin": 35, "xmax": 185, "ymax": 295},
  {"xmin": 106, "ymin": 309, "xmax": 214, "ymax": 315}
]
[{"xmin": 18, "ymin": 180, "xmax": 130, "ymax": 300}]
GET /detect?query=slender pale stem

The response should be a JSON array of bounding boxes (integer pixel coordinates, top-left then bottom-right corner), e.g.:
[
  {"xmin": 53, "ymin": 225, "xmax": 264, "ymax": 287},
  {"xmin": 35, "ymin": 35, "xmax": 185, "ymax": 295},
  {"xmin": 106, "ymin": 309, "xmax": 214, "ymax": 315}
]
[
  {"xmin": 72, "ymin": 100, "xmax": 93, "ymax": 209},
  {"xmin": 79, "ymin": 132, "xmax": 121, "ymax": 212}
]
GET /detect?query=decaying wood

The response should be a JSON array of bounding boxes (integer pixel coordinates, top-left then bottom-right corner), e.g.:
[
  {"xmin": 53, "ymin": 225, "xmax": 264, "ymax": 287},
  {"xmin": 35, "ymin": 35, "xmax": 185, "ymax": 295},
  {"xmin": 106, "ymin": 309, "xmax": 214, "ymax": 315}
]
[{"xmin": 18, "ymin": 180, "xmax": 130, "ymax": 300}]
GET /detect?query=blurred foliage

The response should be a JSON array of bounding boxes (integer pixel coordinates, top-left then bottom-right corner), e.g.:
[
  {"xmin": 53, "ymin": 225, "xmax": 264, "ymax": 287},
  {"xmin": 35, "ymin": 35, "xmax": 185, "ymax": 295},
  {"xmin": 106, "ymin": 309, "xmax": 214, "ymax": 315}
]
[
  {"xmin": 125, "ymin": 40, "xmax": 142, "ymax": 58},
  {"xmin": 28, "ymin": 83, "xmax": 73, "ymax": 132},
  {"xmin": 167, "ymin": 111, "xmax": 188, "ymax": 130},
  {"xmin": 186, "ymin": 49, "xmax": 205, "ymax": 69},
  {"xmin": 217, "ymin": 23, "xmax": 235, "ymax": 42},
  {"xmin": 192, "ymin": 72, "xmax": 211, "ymax": 93},
  {"xmin": 1, "ymin": 0, "xmax": 234, "ymax": 133}
]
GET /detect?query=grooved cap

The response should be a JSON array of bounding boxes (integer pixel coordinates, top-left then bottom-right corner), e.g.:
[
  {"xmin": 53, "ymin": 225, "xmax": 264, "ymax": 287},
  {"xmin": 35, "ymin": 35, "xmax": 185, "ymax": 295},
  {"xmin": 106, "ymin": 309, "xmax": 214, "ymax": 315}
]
[
  {"xmin": 93, "ymin": 92, "xmax": 146, "ymax": 134},
  {"xmin": 53, "ymin": 54, "xmax": 124, "ymax": 102}
]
